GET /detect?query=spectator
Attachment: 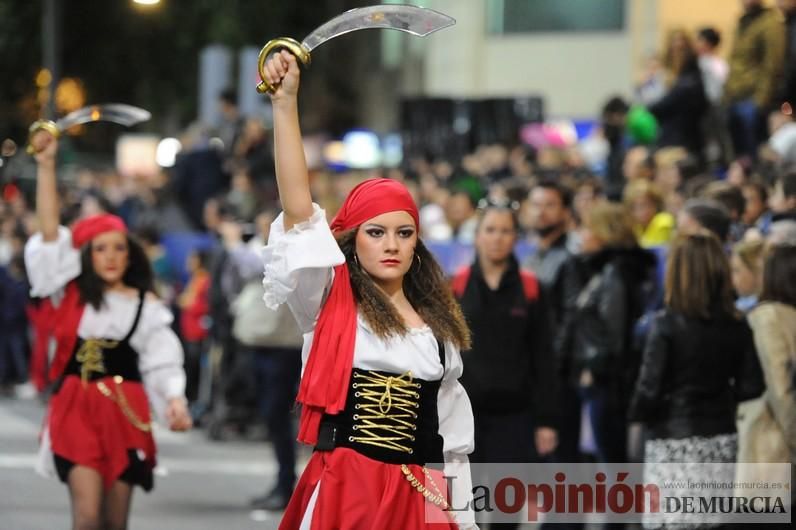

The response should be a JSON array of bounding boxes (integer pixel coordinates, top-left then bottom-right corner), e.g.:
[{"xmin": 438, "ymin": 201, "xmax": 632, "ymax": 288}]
[
  {"xmin": 769, "ymin": 170, "xmax": 796, "ymax": 221},
  {"xmin": 724, "ymin": 0, "xmax": 786, "ymax": 160},
  {"xmin": 696, "ymin": 27, "xmax": 729, "ymax": 105},
  {"xmin": 0, "ymin": 255, "xmax": 29, "ymax": 394},
  {"xmin": 523, "ymin": 181, "xmax": 589, "ymax": 470},
  {"xmin": 562, "ymin": 202, "xmax": 657, "ymax": 463},
  {"xmin": 731, "ymin": 238, "xmax": 766, "ymax": 312},
  {"xmin": 445, "ymin": 189, "xmax": 478, "ymax": 243},
  {"xmin": 623, "ymin": 180, "xmax": 675, "ymax": 247},
  {"xmin": 622, "ymin": 145, "xmax": 656, "ymax": 186},
  {"xmin": 233, "ymin": 118, "xmax": 275, "ymax": 185},
  {"xmin": 572, "ymin": 176, "xmax": 605, "ymax": 229},
  {"xmin": 178, "ymin": 249, "xmax": 212, "ymax": 409},
  {"xmin": 742, "ymin": 180, "xmax": 774, "ymax": 236},
  {"xmin": 776, "ymin": 0, "xmax": 796, "ymax": 110},
  {"xmin": 650, "ymin": 28, "xmax": 709, "ymax": 158},
  {"xmin": 453, "ymin": 201, "xmax": 557, "ymax": 530},
  {"xmin": 601, "ymin": 96, "xmax": 631, "ymax": 202},
  {"xmin": 630, "ymin": 234, "xmax": 764, "ymax": 529},
  {"xmin": 767, "ymin": 107, "xmax": 796, "ymax": 166},
  {"xmin": 217, "ymin": 88, "xmax": 245, "ymax": 160},
  {"xmin": 524, "ymin": 181, "xmax": 573, "ymax": 298},
  {"xmin": 172, "ymin": 124, "xmax": 229, "ymax": 231},
  {"xmin": 744, "ymin": 244, "xmax": 796, "ymax": 509},
  {"xmin": 677, "ymin": 198, "xmax": 732, "ymax": 242},
  {"xmin": 702, "ymin": 181, "xmax": 748, "ymax": 242}
]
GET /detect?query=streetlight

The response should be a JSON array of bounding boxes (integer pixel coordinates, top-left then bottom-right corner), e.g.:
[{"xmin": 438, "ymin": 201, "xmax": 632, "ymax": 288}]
[{"xmin": 132, "ymin": 0, "xmax": 161, "ymax": 5}]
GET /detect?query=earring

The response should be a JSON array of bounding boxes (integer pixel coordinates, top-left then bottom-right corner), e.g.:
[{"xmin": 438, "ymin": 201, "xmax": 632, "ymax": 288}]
[
  {"xmin": 413, "ymin": 253, "xmax": 422, "ymax": 272},
  {"xmin": 353, "ymin": 254, "xmax": 360, "ymax": 267}
]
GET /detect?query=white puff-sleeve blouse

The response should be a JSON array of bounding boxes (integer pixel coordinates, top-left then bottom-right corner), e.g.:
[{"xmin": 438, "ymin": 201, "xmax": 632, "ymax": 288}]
[
  {"xmin": 261, "ymin": 204, "xmax": 477, "ymax": 522},
  {"xmin": 24, "ymin": 226, "xmax": 186, "ymax": 420}
]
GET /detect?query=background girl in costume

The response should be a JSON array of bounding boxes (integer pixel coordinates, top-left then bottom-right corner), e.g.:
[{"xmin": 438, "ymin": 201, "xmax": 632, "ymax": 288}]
[{"xmin": 26, "ymin": 130, "xmax": 192, "ymax": 530}]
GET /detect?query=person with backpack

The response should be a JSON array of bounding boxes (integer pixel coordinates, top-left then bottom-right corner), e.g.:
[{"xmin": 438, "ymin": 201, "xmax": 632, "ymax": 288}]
[{"xmin": 452, "ymin": 200, "xmax": 557, "ymax": 529}]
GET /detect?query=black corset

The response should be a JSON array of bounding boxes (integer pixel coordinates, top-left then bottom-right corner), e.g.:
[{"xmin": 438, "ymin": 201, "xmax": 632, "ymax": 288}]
[
  {"xmin": 62, "ymin": 338, "xmax": 142, "ymax": 383},
  {"xmin": 60, "ymin": 289, "xmax": 145, "ymax": 385},
  {"xmin": 316, "ymin": 368, "xmax": 444, "ymax": 466}
]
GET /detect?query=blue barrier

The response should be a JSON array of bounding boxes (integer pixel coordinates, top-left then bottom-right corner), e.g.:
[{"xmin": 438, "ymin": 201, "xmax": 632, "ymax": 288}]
[{"xmin": 161, "ymin": 232, "xmax": 667, "ymax": 285}]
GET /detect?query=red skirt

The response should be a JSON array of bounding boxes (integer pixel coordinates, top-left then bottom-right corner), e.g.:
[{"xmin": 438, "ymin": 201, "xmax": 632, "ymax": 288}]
[
  {"xmin": 48, "ymin": 375, "xmax": 156, "ymax": 490},
  {"xmin": 280, "ymin": 447, "xmax": 459, "ymax": 530}
]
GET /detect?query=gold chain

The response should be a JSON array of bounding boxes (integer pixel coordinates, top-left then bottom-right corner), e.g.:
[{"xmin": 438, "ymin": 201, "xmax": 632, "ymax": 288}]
[
  {"xmin": 349, "ymin": 371, "xmax": 421, "ymax": 453},
  {"xmin": 75, "ymin": 338, "xmax": 118, "ymax": 385},
  {"xmin": 96, "ymin": 376, "xmax": 152, "ymax": 432},
  {"xmin": 401, "ymin": 464, "xmax": 455, "ymax": 523}
]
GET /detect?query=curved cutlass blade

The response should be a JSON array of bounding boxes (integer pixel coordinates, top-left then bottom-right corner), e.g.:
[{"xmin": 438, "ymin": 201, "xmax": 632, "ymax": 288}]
[
  {"xmin": 55, "ymin": 103, "xmax": 151, "ymax": 131},
  {"xmin": 301, "ymin": 4, "xmax": 455, "ymax": 52}
]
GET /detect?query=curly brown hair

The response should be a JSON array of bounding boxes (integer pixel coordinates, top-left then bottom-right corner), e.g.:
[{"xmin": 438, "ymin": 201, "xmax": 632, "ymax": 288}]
[{"xmin": 335, "ymin": 229, "xmax": 470, "ymax": 350}]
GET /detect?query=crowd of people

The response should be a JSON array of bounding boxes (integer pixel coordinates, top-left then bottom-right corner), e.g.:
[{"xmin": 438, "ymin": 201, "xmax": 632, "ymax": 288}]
[{"xmin": 0, "ymin": 0, "xmax": 795, "ymax": 528}]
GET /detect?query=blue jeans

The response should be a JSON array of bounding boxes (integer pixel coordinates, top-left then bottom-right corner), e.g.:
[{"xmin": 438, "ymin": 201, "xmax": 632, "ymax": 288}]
[
  {"xmin": 578, "ymin": 384, "xmax": 627, "ymax": 464},
  {"xmin": 727, "ymin": 99, "xmax": 762, "ymax": 160}
]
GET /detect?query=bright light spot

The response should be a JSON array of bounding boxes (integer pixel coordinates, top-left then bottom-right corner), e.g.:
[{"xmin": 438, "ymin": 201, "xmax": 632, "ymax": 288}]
[
  {"xmin": 343, "ymin": 130, "xmax": 381, "ymax": 169},
  {"xmin": 156, "ymin": 137, "xmax": 182, "ymax": 167},
  {"xmin": 133, "ymin": 0, "xmax": 161, "ymax": 5},
  {"xmin": 55, "ymin": 78, "xmax": 86, "ymax": 115},
  {"xmin": 322, "ymin": 141, "xmax": 346, "ymax": 170},
  {"xmin": 35, "ymin": 69, "xmax": 52, "ymax": 88},
  {"xmin": 381, "ymin": 133, "xmax": 403, "ymax": 167}
]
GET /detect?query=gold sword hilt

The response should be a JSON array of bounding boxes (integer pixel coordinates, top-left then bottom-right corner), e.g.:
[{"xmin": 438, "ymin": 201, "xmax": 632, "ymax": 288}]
[
  {"xmin": 255, "ymin": 37, "xmax": 312, "ymax": 95},
  {"xmin": 26, "ymin": 120, "xmax": 61, "ymax": 155}
]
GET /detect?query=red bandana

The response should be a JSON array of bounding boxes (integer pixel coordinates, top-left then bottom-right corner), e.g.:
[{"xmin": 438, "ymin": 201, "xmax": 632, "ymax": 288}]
[
  {"xmin": 295, "ymin": 178, "xmax": 419, "ymax": 445},
  {"xmin": 46, "ymin": 214, "xmax": 128, "ymax": 382},
  {"xmin": 71, "ymin": 214, "xmax": 127, "ymax": 248}
]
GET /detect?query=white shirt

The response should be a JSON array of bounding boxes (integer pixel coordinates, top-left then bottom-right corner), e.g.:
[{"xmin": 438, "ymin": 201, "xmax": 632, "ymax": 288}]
[{"xmin": 261, "ymin": 204, "xmax": 476, "ymax": 526}]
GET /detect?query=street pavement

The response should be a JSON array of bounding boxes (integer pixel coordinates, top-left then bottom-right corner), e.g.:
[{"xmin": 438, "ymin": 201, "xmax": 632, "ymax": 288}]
[{"xmin": 0, "ymin": 396, "xmax": 309, "ymax": 530}]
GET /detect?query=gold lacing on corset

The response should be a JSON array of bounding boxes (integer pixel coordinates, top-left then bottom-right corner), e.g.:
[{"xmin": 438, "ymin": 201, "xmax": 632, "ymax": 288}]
[
  {"xmin": 349, "ymin": 370, "xmax": 421, "ymax": 454},
  {"xmin": 96, "ymin": 376, "xmax": 152, "ymax": 432},
  {"xmin": 75, "ymin": 339, "xmax": 118, "ymax": 385}
]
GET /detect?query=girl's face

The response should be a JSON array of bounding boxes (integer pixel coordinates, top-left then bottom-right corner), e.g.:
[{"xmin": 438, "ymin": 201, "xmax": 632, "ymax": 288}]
[
  {"xmin": 354, "ymin": 210, "xmax": 418, "ymax": 291},
  {"xmin": 91, "ymin": 231, "xmax": 129, "ymax": 286},
  {"xmin": 731, "ymin": 254, "xmax": 759, "ymax": 298},
  {"xmin": 475, "ymin": 209, "xmax": 517, "ymax": 264}
]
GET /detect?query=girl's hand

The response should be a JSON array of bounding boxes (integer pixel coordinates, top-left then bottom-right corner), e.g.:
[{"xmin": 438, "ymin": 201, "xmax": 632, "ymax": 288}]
[
  {"xmin": 31, "ymin": 130, "xmax": 58, "ymax": 165},
  {"xmin": 165, "ymin": 397, "xmax": 193, "ymax": 431},
  {"xmin": 263, "ymin": 50, "xmax": 301, "ymax": 103}
]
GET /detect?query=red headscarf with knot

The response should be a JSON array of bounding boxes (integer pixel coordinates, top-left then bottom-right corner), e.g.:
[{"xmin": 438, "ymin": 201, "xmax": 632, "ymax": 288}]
[
  {"xmin": 296, "ymin": 178, "xmax": 419, "ymax": 445},
  {"xmin": 46, "ymin": 214, "xmax": 129, "ymax": 382}
]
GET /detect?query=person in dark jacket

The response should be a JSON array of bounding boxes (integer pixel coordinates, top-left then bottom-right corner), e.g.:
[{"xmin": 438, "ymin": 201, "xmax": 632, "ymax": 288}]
[
  {"xmin": 649, "ymin": 29, "xmax": 709, "ymax": 159},
  {"xmin": 522, "ymin": 181, "xmax": 583, "ymax": 466},
  {"xmin": 562, "ymin": 202, "xmax": 657, "ymax": 464},
  {"xmin": 629, "ymin": 234, "xmax": 764, "ymax": 529},
  {"xmin": 454, "ymin": 201, "xmax": 557, "ymax": 529}
]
